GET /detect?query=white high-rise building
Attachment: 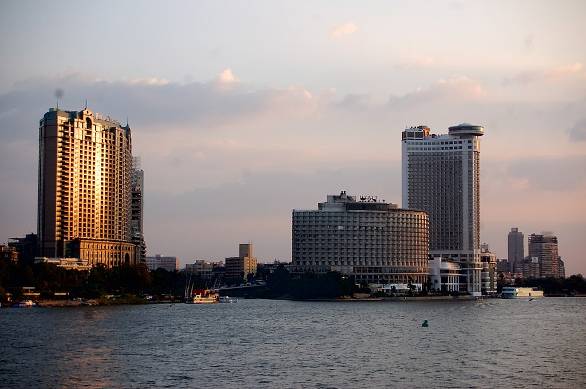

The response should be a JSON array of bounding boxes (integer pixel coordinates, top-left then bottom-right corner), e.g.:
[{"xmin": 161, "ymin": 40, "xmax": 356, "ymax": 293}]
[{"xmin": 401, "ymin": 124, "xmax": 484, "ymax": 295}]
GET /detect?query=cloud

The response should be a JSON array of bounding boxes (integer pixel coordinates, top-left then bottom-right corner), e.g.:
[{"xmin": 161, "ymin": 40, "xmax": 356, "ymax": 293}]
[
  {"xmin": 396, "ymin": 56, "xmax": 439, "ymax": 69},
  {"xmin": 388, "ymin": 76, "xmax": 486, "ymax": 107},
  {"xmin": 506, "ymin": 156, "xmax": 586, "ymax": 192},
  {"xmin": 503, "ymin": 62, "xmax": 584, "ymax": 86},
  {"xmin": 523, "ymin": 34, "xmax": 534, "ymax": 51},
  {"xmin": 545, "ymin": 62, "xmax": 583, "ymax": 78},
  {"xmin": 216, "ymin": 68, "xmax": 239, "ymax": 84},
  {"xmin": 127, "ymin": 77, "xmax": 170, "ymax": 86},
  {"xmin": 568, "ymin": 118, "xmax": 586, "ymax": 141},
  {"xmin": 0, "ymin": 73, "xmax": 319, "ymax": 142},
  {"xmin": 329, "ymin": 22, "xmax": 358, "ymax": 39}
]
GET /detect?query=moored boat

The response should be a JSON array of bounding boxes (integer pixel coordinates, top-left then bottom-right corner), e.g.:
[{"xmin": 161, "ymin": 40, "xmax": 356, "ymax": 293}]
[
  {"xmin": 12, "ymin": 300, "xmax": 34, "ymax": 308},
  {"xmin": 219, "ymin": 296, "xmax": 238, "ymax": 303},
  {"xmin": 501, "ymin": 287, "xmax": 544, "ymax": 299},
  {"xmin": 187, "ymin": 289, "xmax": 219, "ymax": 304}
]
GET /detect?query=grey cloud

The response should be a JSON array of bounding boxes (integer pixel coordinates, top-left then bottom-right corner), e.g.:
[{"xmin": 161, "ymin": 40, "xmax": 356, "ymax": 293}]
[
  {"xmin": 334, "ymin": 94, "xmax": 372, "ymax": 110},
  {"xmin": 0, "ymin": 74, "xmax": 301, "ymax": 141},
  {"xmin": 387, "ymin": 77, "xmax": 485, "ymax": 108},
  {"xmin": 506, "ymin": 156, "xmax": 586, "ymax": 191},
  {"xmin": 523, "ymin": 34, "xmax": 534, "ymax": 51},
  {"xmin": 568, "ymin": 119, "xmax": 586, "ymax": 141},
  {"xmin": 502, "ymin": 71, "xmax": 539, "ymax": 86}
]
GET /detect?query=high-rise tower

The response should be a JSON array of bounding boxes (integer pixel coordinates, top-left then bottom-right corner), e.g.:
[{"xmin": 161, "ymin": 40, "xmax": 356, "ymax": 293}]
[
  {"xmin": 401, "ymin": 124, "xmax": 484, "ymax": 295},
  {"xmin": 507, "ymin": 227, "xmax": 524, "ymax": 273},
  {"xmin": 131, "ymin": 157, "xmax": 146, "ymax": 263},
  {"xmin": 38, "ymin": 107, "xmax": 136, "ymax": 266}
]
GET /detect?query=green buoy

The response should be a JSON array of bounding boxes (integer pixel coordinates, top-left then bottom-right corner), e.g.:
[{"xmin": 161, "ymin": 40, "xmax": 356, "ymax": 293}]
[{"xmin": 421, "ymin": 320, "xmax": 429, "ymax": 327}]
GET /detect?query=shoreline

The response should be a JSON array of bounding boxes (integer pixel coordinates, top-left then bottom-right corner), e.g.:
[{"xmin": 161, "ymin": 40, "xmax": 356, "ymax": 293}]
[{"xmin": 5, "ymin": 294, "xmax": 586, "ymax": 308}]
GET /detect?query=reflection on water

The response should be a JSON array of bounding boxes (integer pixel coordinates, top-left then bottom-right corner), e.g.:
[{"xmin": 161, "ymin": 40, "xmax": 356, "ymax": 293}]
[{"xmin": 1, "ymin": 298, "xmax": 585, "ymax": 388}]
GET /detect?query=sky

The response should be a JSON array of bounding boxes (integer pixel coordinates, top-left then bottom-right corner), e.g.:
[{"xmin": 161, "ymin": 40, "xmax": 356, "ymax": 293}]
[{"xmin": 1, "ymin": 0, "xmax": 585, "ymax": 274}]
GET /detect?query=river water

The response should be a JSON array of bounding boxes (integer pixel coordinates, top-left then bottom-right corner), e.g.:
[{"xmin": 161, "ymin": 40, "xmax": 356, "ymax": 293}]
[{"xmin": 1, "ymin": 298, "xmax": 585, "ymax": 388}]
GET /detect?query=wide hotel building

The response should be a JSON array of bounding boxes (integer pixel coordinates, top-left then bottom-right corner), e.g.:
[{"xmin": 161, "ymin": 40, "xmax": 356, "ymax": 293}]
[
  {"xmin": 402, "ymin": 123, "xmax": 484, "ymax": 295},
  {"xmin": 38, "ymin": 107, "xmax": 136, "ymax": 266},
  {"xmin": 292, "ymin": 191, "xmax": 429, "ymax": 284}
]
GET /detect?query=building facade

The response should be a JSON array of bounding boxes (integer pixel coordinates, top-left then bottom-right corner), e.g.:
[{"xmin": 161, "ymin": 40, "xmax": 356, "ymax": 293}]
[
  {"xmin": 185, "ymin": 260, "xmax": 220, "ymax": 280},
  {"xmin": 480, "ymin": 243, "xmax": 498, "ymax": 295},
  {"xmin": 508, "ymin": 227, "xmax": 524, "ymax": 273},
  {"xmin": 528, "ymin": 233, "xmax": 562, "ymax": 278},
  {"xmin": 428, "ymin": 257, "xmax": 460, "ymax": 292},
  {"xmin": 402, "ymin": 124, "xmax": 484, "ymax": 295},
  {"xmin": 225, "ymin": 243, "xmax": 258, "ymax": 281},
  {"xmin": 131, "ymin": 157, "xmax": 146, "ymax": 263},
  {"xmin": 38, "ymin": 107, "xmax": 135, "ymax": 266},
  {"xmin": 292, "ymin": 191, "xmax": 429, "ymax": 284},
  {"xmin": 146, "ymin": 255, "xmax": 178, "ymax": 272}
]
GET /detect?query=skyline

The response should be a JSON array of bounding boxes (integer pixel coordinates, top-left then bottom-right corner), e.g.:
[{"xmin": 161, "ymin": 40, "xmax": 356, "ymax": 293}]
[{"xmin": 1, "ymin": 1, "xmax": 585, "ymax": 274}]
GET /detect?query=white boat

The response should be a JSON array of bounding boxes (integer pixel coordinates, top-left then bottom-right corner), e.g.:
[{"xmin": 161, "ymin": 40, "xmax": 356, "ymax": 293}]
[
  {"xmin": 187, "ymin": 289, "xmax": 219, "ymax": 304},
  {"xmin": 13, "ymin": 300, "xmax": 34, "ymax": 308},
  {"xmin": 219, "ymin": 296, "xmax": 238, "ymax": 303},
  {"xmin": 501, "ymin": 287, "xmax": 544, "ymax": 299}
]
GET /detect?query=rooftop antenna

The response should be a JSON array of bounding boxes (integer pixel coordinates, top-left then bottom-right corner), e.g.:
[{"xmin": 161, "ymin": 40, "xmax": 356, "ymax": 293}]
[{"xmin": 55, "ymin": 88, "xmax": 64, "ymax": 110}]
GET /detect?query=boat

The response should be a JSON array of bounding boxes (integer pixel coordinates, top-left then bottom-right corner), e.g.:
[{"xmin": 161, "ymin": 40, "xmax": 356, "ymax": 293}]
[
  {"xmin": 501, "ymin": 287, "xmax": 544, "ymax": 299},
  {"xmin": 219, "ymin": 296, "xmax": 238, "ymax": 303},
  {"xmin": 12, "ymin": 300, "xmax": 34, "ymax": 308},
  {"xmin": 187, "ymin": 289, "xmax": 219, "ymax": 304}
]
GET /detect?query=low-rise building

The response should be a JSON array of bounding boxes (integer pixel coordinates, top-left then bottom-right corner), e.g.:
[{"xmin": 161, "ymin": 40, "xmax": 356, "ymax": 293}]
[
  {"xmin": 428, "ymin": 257, "xmax": 461, "ymax": 292},
  {"xmin": 225, "ymin": 243, "xmax": 258, "ymax": 282},
  {"xmin": 7, "ymin": 233, "xmax": 38, "ymax": 263},
  {"xmin": 292, "ymin": 191, "xmax": 429, "ymax": 285},
  {"xmin": 146, "ymin": 255, "xmax": 179, "ymax": 272},
  {"xmin": 185, "ymin": 260, "xmax": 220, "ymax": 280},
  {"xmin": 0, "ymin": 244, "xmax": 19, "ymax": 262}
]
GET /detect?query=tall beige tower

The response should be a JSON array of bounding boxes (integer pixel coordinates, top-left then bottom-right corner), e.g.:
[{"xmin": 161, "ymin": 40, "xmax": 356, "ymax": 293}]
[{"xmin": 38, "ymin": 107, "xmax": 136, "ymax": 266}]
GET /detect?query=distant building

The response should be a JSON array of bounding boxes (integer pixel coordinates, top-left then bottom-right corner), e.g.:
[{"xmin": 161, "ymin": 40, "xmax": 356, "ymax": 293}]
[
  {"xmin": 508, "ymin": 228, "xmax": 524, "ymax": 273},
  {"xmin": 131, "ymin": 157, "xmax": 146, "ymax": 263},
  {"xmin": 7, "ymin": 233, "xmax": 38, "ymax": 264},
  {"xmin": 480, "ymin": 243, "xmax": 498, "ymax": 295},
  {"xmin": 146, "ymin": 255, "xmax": 178, "ymax": 272},
  {"xmin": 225, "ymin": 243, "xmax": 258, "ymax": 282},
  {"xmin": 402, "ymin": 124, "xmax": 484, "ymax": 295},
  {"xmin": 0, "ymin": 244, "xmax": 19, "ymax": 262},
  {"xmin": 496, "ymin": 258, "xmax": 510, "ymax": 273},
  {"xmin": 528, "ymin": 233, "xmax": 561, "ymax": 278},
  {"xmin": 558, "ymin": 257, "xmax": 565, "ymax": 278},
  {"xmin": 521, "ymin": 256, "xmax": 541, "ymax": 279},
  {"xmin": 38, "ymin": 107, "xmax": 136, "ymax": 266},
  {"xmin": 292, "ymin": 191, "xmax": 429, "ymax": 285},
  {"xmin": 185, "ymin": 260, "xmax": 221, "ymax": 280}
]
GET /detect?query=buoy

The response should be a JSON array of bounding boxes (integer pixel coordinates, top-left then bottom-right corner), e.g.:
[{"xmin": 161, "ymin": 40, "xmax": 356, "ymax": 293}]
[{"xmin": 421, "ymin": 320, "xmax": 429, "ymax": 327}]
